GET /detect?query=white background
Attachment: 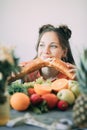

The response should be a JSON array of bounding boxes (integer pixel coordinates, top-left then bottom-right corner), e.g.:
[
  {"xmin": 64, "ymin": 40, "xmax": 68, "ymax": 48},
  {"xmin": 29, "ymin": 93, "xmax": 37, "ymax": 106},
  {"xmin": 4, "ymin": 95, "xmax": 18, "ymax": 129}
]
[{"xmin": 0, "ymin": 0, "xmax": 87, "ymax": 65}]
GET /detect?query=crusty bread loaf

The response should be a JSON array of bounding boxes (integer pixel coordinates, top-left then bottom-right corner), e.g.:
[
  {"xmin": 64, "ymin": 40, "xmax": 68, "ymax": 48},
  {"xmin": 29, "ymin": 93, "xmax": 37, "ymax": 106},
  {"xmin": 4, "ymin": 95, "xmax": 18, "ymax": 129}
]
[
  {"xmin": 8, "ymin": 58, "xmax": 48, "ymax": 83},
  {"xmin": 47, "ymin": 58, "xmax": 74, "ymax": 80},
  {"xmin": 8, "ymin": 57, "xmax": 75, "ymax": 83}
]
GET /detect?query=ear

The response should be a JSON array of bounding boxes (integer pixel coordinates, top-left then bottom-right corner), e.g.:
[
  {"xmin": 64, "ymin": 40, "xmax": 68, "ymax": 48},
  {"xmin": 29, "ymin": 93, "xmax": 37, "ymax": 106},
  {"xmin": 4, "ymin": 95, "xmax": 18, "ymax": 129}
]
[{"xmin": 63, "ymin": 48, "xmax": 68, "ymax": 58}]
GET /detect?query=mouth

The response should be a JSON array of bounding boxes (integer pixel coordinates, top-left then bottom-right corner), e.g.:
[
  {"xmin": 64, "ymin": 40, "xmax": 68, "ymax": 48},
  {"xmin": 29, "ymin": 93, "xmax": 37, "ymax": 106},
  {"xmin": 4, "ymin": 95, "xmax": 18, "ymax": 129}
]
[{"xmin": 40, "ymin": 55, "xmax": 53, "ymax": 59}]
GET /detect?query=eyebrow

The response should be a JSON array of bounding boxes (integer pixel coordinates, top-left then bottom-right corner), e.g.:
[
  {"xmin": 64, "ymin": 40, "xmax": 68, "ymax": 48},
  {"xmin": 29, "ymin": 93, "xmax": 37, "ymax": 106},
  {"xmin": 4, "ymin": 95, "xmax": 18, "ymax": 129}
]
[
  {"xmin": 39, "ymin": 41, "xmax": 44, "ymax": 43},
  {"xmin": 40, "ymin": 41, "xmax": 58, "ymax": 44}
]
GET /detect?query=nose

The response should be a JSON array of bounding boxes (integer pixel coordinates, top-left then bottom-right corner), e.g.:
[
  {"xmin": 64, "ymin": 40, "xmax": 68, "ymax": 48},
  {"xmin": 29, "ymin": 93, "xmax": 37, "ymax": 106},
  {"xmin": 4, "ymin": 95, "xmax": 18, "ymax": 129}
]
[{"xmin": 43, "ymin": 46, "xmax": 50, "ymax": 54}]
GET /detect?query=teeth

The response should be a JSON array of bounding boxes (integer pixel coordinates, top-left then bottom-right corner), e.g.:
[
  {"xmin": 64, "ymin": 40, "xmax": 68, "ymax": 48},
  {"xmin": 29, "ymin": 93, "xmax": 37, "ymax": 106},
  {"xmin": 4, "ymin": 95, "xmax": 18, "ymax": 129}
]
[{"xmin": 44, "ymin": 58, "xmax": 54, "ymax": 62}]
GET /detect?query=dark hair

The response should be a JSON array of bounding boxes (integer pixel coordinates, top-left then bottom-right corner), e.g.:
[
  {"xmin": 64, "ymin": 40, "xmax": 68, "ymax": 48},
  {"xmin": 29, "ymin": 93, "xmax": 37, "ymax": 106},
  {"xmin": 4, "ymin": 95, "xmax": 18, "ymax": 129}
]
[{"xmin": 35, "ymin": 24, "xmax": 75, "ymax": 64}]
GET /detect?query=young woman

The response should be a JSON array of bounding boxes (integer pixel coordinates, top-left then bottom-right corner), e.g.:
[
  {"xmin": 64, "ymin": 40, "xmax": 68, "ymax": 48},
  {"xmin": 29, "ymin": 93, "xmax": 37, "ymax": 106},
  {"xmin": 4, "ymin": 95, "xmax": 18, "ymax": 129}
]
[{"xmin": 21, "ymin": 24, "xmax": 76, "ymax": 82}]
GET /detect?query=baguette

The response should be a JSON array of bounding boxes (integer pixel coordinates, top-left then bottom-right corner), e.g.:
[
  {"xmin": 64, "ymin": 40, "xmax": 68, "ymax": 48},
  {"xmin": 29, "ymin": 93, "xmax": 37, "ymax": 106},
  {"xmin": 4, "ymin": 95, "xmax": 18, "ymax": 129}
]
[
  {"xmin": 47, "ymin": 58, "xmax": 74, "ymax": 80},
  {"xmin": 8, "ymin": 58, "xmax": 49, "ymax": 83},
  {"xmin": 8, "ymin": 57, "xmax": 75, "ymax": 83}
]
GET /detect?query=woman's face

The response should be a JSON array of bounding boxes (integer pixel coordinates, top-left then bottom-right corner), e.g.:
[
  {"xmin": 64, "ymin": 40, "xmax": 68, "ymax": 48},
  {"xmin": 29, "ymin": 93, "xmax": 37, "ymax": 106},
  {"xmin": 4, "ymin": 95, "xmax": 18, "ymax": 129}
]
[{"xmin": 38, "ymin": 31, "xmax": 67, "ymax": 60}]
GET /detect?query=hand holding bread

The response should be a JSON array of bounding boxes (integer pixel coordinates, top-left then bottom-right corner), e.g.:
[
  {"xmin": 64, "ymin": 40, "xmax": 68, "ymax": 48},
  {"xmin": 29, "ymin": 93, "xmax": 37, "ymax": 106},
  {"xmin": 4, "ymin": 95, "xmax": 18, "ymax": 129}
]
[{"xmin": 8, "ymin": 57, "xmax": 76, "ymax": 83}]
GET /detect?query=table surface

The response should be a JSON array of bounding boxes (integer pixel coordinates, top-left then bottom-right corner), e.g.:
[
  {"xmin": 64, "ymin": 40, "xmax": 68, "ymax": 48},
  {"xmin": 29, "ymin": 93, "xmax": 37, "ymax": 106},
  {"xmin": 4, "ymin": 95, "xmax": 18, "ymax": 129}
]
[{"xmin": 0, "ymin": 108, "xmax": 86, "ymax": 130}]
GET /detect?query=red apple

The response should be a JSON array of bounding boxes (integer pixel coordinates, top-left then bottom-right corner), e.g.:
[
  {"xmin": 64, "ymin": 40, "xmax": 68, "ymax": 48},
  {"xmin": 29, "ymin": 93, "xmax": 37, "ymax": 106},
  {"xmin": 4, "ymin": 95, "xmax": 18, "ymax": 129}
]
[
  {"xmin": 57, "ymin": 100, "xmax": 69, "ymax": 111},
  {"xmin": 30, "ymin": 93, "xmax": 43, "ymax": 105}
]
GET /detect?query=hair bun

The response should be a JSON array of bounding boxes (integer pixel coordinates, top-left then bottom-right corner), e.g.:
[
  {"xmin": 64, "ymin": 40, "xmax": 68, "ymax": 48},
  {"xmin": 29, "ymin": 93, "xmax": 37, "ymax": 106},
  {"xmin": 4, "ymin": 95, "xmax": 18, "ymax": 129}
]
[
  {"xmin": 58, "ymin": 25, "xmax": 72, "ymax": 40},
  {"xmin": 39, "ymin": 24, "xmax": 54, "ymax": 34}
]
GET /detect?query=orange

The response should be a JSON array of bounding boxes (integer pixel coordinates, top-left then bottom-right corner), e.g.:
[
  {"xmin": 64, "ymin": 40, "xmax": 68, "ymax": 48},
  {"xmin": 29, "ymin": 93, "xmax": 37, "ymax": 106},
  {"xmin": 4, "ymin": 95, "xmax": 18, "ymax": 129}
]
[
  {"xmin": 10, "ymin": 92, "xmax": 30, "ymax": 111},
  {"xmin": 34, "ymin": 84, "xmax": 51, "ymax": 95},
  {"xmin": 51, "ymin": 78, "xmax": 68, "ymax": 92}
]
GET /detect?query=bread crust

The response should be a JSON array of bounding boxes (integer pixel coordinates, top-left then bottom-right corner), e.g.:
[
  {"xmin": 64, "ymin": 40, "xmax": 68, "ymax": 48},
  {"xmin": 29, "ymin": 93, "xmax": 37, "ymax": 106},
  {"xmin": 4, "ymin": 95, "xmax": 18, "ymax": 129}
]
[
  {"xmin": 8, "ymin": 57, "xmax": 75, "ymax": 83},
  {"xmin": 47, "ymin": 58, "xmax": 74, "ymax": 79},
  {"xmin": 8, "ymin": 58, "xmax": 48, "ymax": 83}
]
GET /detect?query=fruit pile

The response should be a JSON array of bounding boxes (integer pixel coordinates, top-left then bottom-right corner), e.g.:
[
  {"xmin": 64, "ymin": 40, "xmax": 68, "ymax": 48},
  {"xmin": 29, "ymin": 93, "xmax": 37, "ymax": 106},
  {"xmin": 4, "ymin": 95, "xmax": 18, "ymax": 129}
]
[{"xmin": 8, "ymin": 77, "xmax": 80, "ymax": 113}]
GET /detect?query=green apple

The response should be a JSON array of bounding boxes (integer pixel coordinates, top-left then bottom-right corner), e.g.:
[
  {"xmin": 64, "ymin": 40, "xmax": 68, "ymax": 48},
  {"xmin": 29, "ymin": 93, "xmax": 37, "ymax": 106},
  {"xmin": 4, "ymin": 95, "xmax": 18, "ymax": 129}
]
[
  {"xmin": 57, "ymin": 89, "xmax": 75, "ymax": 105},
  {"xmin": 68, "ymin": 80, "xmax": 80, "ymax": 98}
]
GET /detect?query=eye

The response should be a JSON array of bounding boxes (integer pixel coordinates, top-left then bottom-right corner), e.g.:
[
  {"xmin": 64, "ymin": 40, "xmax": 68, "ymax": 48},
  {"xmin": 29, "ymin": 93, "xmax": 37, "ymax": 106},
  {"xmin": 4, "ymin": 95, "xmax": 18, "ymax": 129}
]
[
  {"xmin": 50, "ymin": 44, "xmax": 58, "ymax": 48},
  {"xmin": 38, "ymin": 43, "xmax": 45, "ymax": 49},
  {"xmin": 39, "ymin": 44, "xmax": 44, "ymax": 47}
]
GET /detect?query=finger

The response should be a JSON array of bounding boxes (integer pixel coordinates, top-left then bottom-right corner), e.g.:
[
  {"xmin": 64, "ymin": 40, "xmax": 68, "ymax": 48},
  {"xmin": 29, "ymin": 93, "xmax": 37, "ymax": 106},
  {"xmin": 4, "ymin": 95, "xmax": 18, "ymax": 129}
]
[
  {"xmin": 66, "ymin": 63, "xmax": 76, "ymax": 69},
  {"xmin": 68, "ymin": 69, "xmax": 76, "ymax": 73},
  {"xmin": 72, "ymin": 73, "xmax": 77, "ymax": 80}
]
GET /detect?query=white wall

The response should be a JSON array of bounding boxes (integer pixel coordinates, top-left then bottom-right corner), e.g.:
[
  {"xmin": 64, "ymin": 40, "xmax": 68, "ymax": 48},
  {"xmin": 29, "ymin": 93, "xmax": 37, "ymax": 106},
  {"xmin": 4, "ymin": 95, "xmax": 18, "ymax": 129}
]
[{"xmin": 0, "ymin": 0, "xmax": 87, "ymax": 65}]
